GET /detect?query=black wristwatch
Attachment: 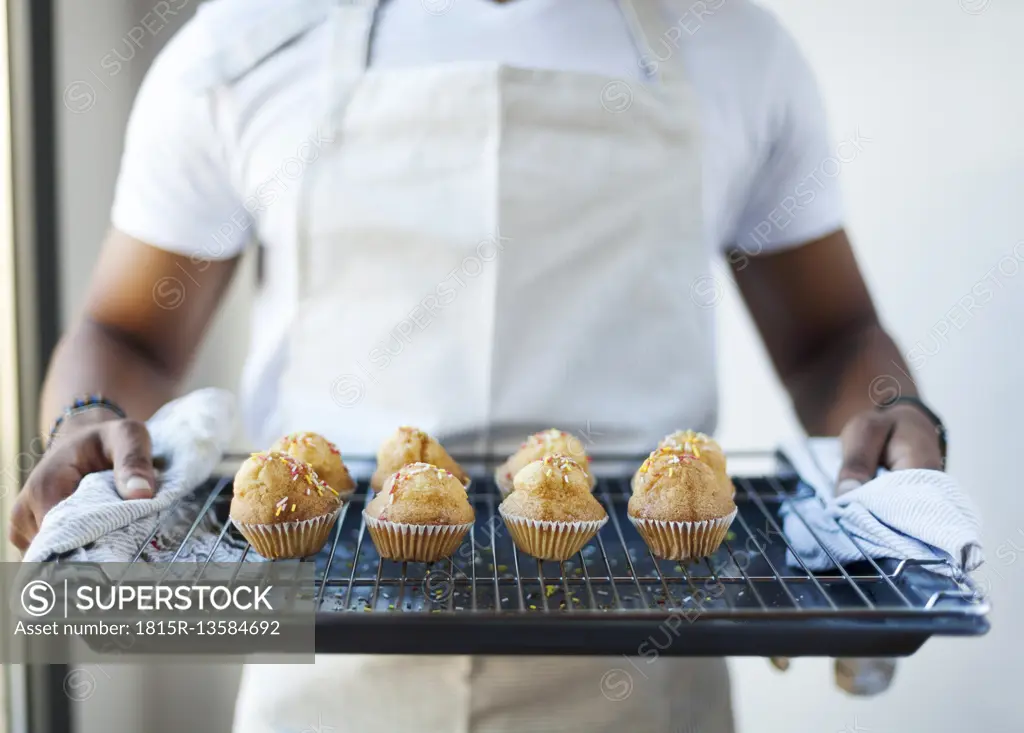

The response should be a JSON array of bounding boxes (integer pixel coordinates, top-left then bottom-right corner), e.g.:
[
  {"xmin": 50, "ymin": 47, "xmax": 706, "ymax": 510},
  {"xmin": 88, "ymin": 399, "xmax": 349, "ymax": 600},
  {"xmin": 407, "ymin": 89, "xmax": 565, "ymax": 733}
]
[{"xmin": 878, "ymin": 394, "xmax": 947, "ymax": 469}]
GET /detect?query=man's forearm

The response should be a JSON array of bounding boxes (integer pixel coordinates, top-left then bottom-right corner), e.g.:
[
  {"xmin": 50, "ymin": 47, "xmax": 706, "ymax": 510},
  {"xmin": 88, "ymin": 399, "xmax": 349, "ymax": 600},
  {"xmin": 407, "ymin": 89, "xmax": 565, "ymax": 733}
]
[
  {"xmin": 782, "ymin": 321, "xmax": 917, "ymax": 436},
  {"xmin": 40, "ymin": 318, "xmax": 181, "ymax": 436}
]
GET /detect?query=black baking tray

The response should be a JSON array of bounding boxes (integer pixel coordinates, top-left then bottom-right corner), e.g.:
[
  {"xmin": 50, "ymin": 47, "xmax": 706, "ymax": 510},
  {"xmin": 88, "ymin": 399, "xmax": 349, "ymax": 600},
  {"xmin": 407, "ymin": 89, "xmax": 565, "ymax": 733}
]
[{"xmin": 161, "ymin": 454, "xmax": 989, "ymax": 657}]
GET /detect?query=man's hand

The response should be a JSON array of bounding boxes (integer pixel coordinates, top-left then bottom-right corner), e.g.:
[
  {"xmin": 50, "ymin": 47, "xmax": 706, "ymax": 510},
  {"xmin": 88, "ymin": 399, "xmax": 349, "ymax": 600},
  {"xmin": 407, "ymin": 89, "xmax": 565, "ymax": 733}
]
[
  {"xmin": 836, "ymin": 403, "xmax": 944, "ymax": 495},
  {"xmin": 18, "ymin": 231, "xmax": 238, "ymax": 553},
  {"xmin": 9, "ymin": 418, "xmax": 156, "ymax": 552}
]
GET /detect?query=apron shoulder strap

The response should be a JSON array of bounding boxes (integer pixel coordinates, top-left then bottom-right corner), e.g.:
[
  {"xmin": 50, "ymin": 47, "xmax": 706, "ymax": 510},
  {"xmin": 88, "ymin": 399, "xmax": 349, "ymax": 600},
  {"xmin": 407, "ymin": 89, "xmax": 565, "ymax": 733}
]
[
  {"xmin": 185, "ymin": 0, "xmax": 335, "ymax": 92},
  {"xmin": 617, "ymin": 0, "xmax": 685, "ymax": 85}
]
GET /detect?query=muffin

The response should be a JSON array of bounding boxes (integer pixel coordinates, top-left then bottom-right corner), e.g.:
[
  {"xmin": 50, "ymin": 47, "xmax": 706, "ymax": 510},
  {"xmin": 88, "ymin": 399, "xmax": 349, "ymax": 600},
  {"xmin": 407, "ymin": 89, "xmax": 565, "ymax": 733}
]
[
  {"xmin": 648, "ymin": 429, "xmax": 734, "ymax": 497},
  {"xmin": 370, "ymin": 426, "xmax": 469, "ymax": 492},
  {"xmin": 498, "ymin": 454, "xmax": 607, "ymax": 561},
  {"xmin": 230, "ymin": 451, "xmax": 343, "ymax": 559},
  {"xmin": 495, "ymin": 428, "xmax": 595, "ymax": 497},
  {"xmin": 270, "ymin": 431, "xmax": 356, "ymax": 499},
  {"xmin": 628, "ymin": 452, "xmax": 736, "ymax": 560},
  {"xmin": 364, "ymin": 462, "xmax": 475, "ymax": 562}
]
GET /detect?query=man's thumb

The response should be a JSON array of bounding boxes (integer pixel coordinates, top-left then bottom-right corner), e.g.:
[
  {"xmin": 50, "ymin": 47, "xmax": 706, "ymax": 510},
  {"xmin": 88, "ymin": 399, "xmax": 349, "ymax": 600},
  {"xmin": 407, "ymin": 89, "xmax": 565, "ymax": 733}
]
[{"xmin": 103, "ymin": 419, "xmax": 156, "ymax": 499}]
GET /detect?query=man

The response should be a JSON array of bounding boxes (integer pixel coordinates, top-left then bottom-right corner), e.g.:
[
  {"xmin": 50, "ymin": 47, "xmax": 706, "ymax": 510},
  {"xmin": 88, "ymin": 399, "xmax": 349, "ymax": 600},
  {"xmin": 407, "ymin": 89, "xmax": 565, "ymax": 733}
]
[{"xmin": 12, "ymin": 0, "xmax": 944, "ymax": 730}]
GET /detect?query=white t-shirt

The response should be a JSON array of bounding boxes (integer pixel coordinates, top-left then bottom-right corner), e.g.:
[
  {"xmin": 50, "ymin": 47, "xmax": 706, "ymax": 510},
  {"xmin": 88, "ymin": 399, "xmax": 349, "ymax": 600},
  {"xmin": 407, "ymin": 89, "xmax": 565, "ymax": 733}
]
[{"xmin": 112, "ymin": 0, "xmax": 843, "ymax": 444}]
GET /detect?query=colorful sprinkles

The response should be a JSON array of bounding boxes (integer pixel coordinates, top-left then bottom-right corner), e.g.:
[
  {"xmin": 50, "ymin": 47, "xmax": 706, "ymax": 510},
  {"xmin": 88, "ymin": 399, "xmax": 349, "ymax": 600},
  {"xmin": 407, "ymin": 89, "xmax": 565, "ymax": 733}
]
[
  {"xmin": 660, "ymin": 429, "xmax": 717, "ymax": 459},
  {"xmin": 386, "ymin": 462, "xmax": 457, "ymax": 505},
  {"xmin": 637, "ymin": 446, "xmax": 696, "ymax": 484},
  {"xmin": 539, "ymin": 453, "xmax": 584, "ymax": 485},
  {"xmin": 247, "ymin": 450, "xmax": 340, "ymax": 516},
  {"xmin": 280, "ymin": 431, "xmax": 342, "ymax": 456},
  {"xmin": 398, "ymin": 426, "xmax": 428, "ymax": 443},
  {"xmin": 526, "ymin": 428, "xmax": 578, "ymax": 453}
]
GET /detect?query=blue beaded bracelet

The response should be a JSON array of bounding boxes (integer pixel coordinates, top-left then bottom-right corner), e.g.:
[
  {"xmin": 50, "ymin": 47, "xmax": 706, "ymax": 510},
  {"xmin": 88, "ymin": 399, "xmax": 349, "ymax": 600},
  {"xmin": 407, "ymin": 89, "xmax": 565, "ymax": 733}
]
[{"xmin": 46, "ymin": 395, "xmax": 126, "ymax": 449}]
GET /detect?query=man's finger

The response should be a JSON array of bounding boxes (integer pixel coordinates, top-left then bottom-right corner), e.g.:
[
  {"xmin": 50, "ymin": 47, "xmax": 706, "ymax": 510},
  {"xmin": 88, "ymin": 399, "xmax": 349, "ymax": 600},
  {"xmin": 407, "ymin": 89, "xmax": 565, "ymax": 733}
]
[
  {"xmin": 834, "ymin": 658, "xmax": 897, "ymax": 696},
  {"xmin": 9, "ymin": 497, "xmax": 36, "ymax": 551},
  {"xmin": 837, "ymin": 412, "xmax": 892, "ymax": 494},
  {"xmin": 9, "ymin": 526, "xmax": 29, "ymax": 553},
  {"xmin": 884, "ymin": 407, "xmax": 944, "ymax": 471},
  {"xmin": 103, "ymin": 420, "xmax": 156, "ymax": 499}
]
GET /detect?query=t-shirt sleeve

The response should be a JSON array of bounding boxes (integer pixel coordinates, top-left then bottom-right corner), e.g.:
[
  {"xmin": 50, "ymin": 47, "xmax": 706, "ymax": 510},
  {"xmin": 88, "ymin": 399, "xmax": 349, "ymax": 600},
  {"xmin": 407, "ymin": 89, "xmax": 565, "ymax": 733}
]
[
  {"xmin": 110, "ymin": 31, "xmax": 251, "ymax": 260},
  {"xmin": 732, "ymin": 23, "xmax": 846, "ymax": 256}
]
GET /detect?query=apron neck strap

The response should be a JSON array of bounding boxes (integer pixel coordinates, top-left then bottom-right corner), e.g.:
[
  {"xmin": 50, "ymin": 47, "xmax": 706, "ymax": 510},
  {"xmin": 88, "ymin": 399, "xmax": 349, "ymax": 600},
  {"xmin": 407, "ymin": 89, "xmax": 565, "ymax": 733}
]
[
  {"xmin": 330, "ymin": 0, "xmax": 379, "ymax": 71},
  {"xmin": 325, "ymin": 0, "xmax": 380, "ymax": 129},
  {"xmin": 328, "ymin": 0, "xmax": 681, "ymax": 88},
  {"xmin": 617, "ymin": 0, "xmax": 682, "ymax": 85}
]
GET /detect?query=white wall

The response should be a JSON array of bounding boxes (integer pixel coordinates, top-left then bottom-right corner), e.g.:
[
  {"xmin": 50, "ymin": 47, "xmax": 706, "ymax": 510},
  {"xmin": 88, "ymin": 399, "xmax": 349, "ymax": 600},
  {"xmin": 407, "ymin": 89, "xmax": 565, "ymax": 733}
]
[
  {"xmin": 50, "ymin": 1, "xmax": 1022, "ymax": 731},
  {"xmin": 720, "ymin": 1, "xmax": 1024, "ymax": 731}
]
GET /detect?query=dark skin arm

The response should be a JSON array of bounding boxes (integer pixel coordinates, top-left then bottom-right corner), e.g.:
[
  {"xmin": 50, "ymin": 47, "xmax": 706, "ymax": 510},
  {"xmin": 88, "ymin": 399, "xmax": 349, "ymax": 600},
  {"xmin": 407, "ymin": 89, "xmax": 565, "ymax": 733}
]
[
  {"xmin": 10, "ymin": 231, "xmax": 237, "ymax": 550},
  {"xmin": 732, "ymin": 229, "xmax": 944, "ymax": 491},
  {"xmin": 735, "ymin": 229, "xmax": 942, "ymax": 679},
  {"xmin": 40, "ymin": 231, "xmax": 229, "ymax": 423}
]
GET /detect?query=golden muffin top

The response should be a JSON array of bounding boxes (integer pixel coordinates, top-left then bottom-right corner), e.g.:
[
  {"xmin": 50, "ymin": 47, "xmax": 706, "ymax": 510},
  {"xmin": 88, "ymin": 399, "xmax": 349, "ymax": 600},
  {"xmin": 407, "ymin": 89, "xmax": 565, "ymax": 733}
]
[
  {"xmin": 659, "ymin": 429, "xmax": 724, "ymax": 468},
  {"xmin": 628, "ymin": 452, "xmax": 734, "ymax": 523},
  {"xmin": 658, "ymin": 430, "xmax": 724, "ymax": 460},
  {"xmin": 499, "ymin": 454, "xmax": 606, "ymax": 523},
  {"xmin": 650, "ymin": 430, "xmax": 731, "ymax": 495},
  {"xmin": 231, "ymin": 451, "xmax": 341, "ymax": 525},
  {"xmin": 365, "ymin": 462, "xmax": 474, "ymax": 525},
  {"xmin": 496, "ymin": 428, "xmax": 594, "ymax": 491},
  {"xmin": 270, "ymin": 431, "xmax": 354, "ymax": 496},
  {"xmin": 371, "ymin": 426, "xmax": 469, "ymax": 491}
]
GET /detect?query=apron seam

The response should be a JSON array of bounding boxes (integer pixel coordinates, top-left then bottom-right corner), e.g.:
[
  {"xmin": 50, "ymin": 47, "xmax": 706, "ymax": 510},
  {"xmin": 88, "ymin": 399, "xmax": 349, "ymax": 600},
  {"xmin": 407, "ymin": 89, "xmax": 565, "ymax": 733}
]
[{"xmin": 482, "ymin": 65, "xmax": 503, "ymax": 456}]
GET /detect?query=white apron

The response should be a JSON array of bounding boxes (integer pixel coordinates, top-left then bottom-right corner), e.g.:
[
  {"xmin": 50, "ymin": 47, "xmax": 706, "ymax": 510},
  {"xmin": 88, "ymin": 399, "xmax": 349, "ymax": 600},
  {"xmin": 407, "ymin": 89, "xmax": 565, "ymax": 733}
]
[
  {"xmin": 234, "ymin": 0, "xmax": 732, "ymax": 730},
  {"xmin": 270, "ymin": 0, "xmax": 718, "ymax": 456}
]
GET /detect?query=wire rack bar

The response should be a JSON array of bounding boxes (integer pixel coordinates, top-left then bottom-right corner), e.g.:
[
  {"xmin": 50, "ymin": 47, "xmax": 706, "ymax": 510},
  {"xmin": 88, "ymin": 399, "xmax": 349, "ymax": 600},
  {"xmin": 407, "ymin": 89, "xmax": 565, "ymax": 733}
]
[
  {"xmin": 105, "ymin": 458, "xmax": 987, "ymax": 629},
  {"xmin": 738, "ymin": 476, "xmax": 861, "ymax": 606},
  {"xmin": 703, "ymin": 554, "xmax": 736, "ymax": 611},
  {"xmin": 341, "ymin": 510, "xmax": 368, "ymax": 611},
  {"xmin": 598, "ymin": 481, "xmax": 651, "ymax": 609},
  {"xmin": 721, "ymin": 539, "xmax": 769, "ymax": 610},
  {"xmin": 767, "ymin": 475, "xmax": 915, "ymax": 609},
  {"xmin": 468, "ymin": 524, "xmax": 478, "ymax": 612},
  {"xmin": 729, "ymin": 501, "xmax": 800, "ymax": 608},
  {"xmin": 577, "ymin": 550, "xmax": 599, "ymax": 610}
]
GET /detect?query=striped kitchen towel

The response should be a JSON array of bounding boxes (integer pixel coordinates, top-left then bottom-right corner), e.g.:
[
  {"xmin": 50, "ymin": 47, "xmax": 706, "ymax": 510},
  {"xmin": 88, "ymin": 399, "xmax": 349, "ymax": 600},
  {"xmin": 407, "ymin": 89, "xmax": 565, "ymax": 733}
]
[
  {"xmin": 779, "ymin": 438, "xmax": 984, "ymax": 577},
  {"xmin": 23, "ymin": 388, "xmax": 244, "ymax": 563}
]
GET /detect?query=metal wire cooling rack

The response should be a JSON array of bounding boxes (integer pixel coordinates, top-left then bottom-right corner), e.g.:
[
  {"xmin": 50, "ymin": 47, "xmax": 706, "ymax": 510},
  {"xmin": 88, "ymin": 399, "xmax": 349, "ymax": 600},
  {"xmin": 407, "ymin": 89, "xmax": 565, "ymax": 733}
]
[{"xmin": 125, "ymin": 452, "xmax": 990, "ymax": 657}]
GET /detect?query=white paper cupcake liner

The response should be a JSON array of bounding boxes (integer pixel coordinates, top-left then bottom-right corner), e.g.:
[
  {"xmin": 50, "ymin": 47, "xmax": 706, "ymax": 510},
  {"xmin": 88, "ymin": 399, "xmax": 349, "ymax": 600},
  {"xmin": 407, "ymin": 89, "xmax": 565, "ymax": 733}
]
[
  {"xmin": 628, "ymin": 509, "xmax": 737, "ymax": 561},
  {"xmin": 499, "ymin": 510, "xmax": 608, "ymax": 561},
  {"xmin": 234, "ymin": 509, "xmax": 341, "ymax": 559},
  {"xmin": 363, "ymin": 513, "xmax": 473, "ymax": 562}
]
